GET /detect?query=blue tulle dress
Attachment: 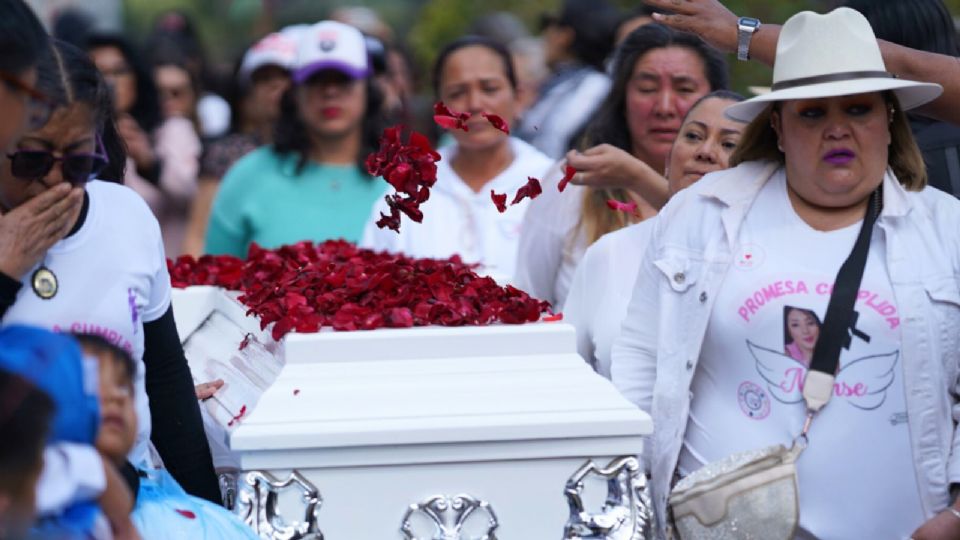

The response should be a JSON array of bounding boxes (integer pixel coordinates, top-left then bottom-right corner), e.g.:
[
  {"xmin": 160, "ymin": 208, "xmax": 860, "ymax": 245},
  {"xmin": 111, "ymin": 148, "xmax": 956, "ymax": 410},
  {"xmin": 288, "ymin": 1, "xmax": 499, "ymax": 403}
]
[{"xmin": 132, "ymin": 468, "xmax": 258, "ymax": 540}]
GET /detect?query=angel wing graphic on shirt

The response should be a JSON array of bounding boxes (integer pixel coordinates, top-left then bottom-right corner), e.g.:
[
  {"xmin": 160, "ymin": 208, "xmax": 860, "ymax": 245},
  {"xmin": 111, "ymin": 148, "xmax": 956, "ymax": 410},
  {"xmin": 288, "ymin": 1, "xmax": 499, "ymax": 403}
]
[{"xmin": 748, "ymin": 340, "xmax": 899, "ymax": 411}]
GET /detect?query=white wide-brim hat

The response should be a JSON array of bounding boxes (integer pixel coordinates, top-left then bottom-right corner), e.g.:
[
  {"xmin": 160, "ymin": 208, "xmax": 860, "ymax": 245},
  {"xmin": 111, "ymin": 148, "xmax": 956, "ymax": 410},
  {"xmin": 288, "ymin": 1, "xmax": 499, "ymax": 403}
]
[{"xmin": 725, "ymin": 7, "xmax": 943, "ymax": 122}]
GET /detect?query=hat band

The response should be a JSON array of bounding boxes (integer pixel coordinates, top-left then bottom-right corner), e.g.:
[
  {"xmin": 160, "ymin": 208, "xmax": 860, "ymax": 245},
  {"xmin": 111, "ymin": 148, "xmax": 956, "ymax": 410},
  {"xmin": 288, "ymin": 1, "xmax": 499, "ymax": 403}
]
[{"xmin": 771, "ymin": 70, "xmax": 895, "ymax": 92}]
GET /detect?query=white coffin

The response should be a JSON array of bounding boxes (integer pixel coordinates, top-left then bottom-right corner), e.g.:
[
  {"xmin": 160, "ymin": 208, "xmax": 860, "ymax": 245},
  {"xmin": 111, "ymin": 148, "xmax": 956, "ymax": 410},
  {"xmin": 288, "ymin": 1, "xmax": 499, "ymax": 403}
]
[{"xmin": 174, "ymin": 287, "xmax": 652, "ymax": 539}]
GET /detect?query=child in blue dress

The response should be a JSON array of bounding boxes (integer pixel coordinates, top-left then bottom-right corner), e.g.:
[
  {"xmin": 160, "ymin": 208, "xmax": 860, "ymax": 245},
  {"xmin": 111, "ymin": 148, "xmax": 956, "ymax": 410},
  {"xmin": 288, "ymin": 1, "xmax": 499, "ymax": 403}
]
[{"xmin": 76, "ymin": 334, "xmax": 258, "ymax": 540}]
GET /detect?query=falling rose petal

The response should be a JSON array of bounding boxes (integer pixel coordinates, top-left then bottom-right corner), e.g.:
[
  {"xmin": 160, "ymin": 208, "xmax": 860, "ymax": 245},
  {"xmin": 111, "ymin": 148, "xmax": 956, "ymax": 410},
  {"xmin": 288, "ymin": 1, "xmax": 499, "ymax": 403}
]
[
  {"xmin": 238, "ymin": 333, "xmax": 252, "ymax": 351},
  {"xmin": 481, "ymin": 113, "xmax": 510, "ymax": 134},
  {"xmin": 606, "ymin": 199, "xmax": 638, "ymax": 213},
  {"xmin": 558, "ymin": 165, "xmax": 576, "ymax": 193},
  {"xmin": 293, "ymin": 389, "xmax": 301, "ymax": 396},
  {"xmin": 511, "ymin": 177, "xmax": 543, "ymax": 205},
  {"xmin": 491, "ymin": 190, "xmax": 507, "ymax": 213},
  {"xmin": 543, "ymin": 312, "xmax": 564, "ymax": 322},
  {"xmin": 376, "ymin": 205, "xmax": 402, "ymax": 233},
  {"xmin": 174, "ymin": 509, "xmax": 196, "ymax": 519},
  {"xmin": 433, "ymin": 115, "xmax": 466, "ymax": 131},
  {"xmin": 433, "ymin": 101, "xmax": 471, "ymax": 131}
]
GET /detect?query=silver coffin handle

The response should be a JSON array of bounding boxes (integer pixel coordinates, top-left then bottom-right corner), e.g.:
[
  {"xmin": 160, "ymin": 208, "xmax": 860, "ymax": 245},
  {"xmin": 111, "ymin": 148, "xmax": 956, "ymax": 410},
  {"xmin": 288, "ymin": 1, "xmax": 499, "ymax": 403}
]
[
  {"xmin": 235, "ymin": 469, "xmax": 323, "ymax": 540},
  {"xmin": 563, "ymin": 456, "xmax": 652, "ymax": 540},
  {"xmin": 400, "ymin": 493, "xmax": 499, "ymax": 540}
]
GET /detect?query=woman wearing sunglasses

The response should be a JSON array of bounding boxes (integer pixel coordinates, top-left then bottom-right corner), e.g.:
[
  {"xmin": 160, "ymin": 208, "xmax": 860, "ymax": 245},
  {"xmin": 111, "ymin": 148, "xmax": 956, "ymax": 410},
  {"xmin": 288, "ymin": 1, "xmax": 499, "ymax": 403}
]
[{"xmin": 0, "ymin": 37, "xmax": 221, "ymax": 518}]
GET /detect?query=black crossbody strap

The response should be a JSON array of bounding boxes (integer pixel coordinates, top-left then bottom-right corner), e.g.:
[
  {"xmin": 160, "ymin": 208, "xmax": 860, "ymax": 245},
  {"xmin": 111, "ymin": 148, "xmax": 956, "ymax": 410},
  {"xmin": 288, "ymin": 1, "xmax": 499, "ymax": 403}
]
[{"xmin": 802, "ymin": 188, "xmax": 881, "ymax": 413}]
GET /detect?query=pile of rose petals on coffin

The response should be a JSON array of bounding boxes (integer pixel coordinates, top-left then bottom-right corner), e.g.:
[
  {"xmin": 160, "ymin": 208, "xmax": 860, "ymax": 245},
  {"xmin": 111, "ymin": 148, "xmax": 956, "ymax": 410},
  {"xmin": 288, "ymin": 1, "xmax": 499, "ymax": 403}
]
[{"xmin": 168, "ymin": 240, "xmax": 550, "ymax": 340}]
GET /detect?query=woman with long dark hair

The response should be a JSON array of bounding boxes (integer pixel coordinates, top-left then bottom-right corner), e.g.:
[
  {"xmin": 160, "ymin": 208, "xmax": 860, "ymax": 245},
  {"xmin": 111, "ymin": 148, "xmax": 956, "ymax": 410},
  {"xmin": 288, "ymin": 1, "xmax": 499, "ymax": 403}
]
[
  {"xmin": 514, "ymin": 24, "xmax": 727, "ymax": 308},
  {"xmin": 0, "ymin": 37, "xmax": 220, "ymax": 513},
  {"xmin": 205, "ymin": 21, "xmax": 386, "ymax": 257}
]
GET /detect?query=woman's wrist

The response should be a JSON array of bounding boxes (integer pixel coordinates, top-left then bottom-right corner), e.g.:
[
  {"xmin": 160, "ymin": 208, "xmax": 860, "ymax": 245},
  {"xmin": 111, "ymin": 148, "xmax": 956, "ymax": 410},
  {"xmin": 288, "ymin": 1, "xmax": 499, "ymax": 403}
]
[{"xmin": 626, "ymin": 159, "xmax": 669, "ymax": 209}]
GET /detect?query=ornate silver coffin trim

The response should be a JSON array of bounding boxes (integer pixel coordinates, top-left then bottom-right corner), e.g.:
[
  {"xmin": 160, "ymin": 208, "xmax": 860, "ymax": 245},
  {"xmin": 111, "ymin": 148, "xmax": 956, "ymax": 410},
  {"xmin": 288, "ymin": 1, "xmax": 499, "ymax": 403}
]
[
  {"xmin": 400, "ymin": 493, "xmax": 499, "ymax": 540},
  {"xmin": 235, "ymin": 469, "xmax": 323, "ymax": 540},
  {"xmin": 563, "ymin": 456, "xmax": 652, "ymax": 540}
]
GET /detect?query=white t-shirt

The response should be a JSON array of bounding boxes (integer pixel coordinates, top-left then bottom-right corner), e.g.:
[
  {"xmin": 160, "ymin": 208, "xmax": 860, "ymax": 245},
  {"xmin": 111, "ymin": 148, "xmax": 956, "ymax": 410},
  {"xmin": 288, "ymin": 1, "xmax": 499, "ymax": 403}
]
[
  {"xmin": 513, "ymin": 163, "xmax": 590, "ymax": 310},
  {"xmin": 680, "ymin": 173, "xmax": 924, "ymax": 539},
  {"xmin": 4, "ymin": 180, "xmax": 172, "ymax": 466},
  {"xmin": 361, "ymin": 137, "xmax": 552, "ymax": 283},
  {"xmin": 563, "ymin": 219, "xmax": 654, "ymax": 378}
]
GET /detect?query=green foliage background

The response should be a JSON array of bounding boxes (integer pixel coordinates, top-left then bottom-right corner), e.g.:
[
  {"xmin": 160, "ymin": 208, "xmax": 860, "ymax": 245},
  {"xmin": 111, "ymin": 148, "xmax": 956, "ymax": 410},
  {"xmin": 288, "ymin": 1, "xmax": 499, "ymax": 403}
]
[{"xmin": 123, "ymin": 0, "xmax": 960, "ymax": 95}]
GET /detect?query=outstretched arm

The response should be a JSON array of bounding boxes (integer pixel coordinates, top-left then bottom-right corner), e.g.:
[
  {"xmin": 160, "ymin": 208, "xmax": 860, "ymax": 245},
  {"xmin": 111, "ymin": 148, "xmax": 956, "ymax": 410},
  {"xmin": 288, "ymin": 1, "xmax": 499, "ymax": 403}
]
[{"xmin": 643, "ymin": 0, "xmax": 960, "ymax": 124}]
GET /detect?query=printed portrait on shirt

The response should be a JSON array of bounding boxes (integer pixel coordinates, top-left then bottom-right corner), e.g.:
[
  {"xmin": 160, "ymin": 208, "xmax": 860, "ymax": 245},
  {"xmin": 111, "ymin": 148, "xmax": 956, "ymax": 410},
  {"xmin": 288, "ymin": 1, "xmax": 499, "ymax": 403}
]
[{"xmin": 782, "ymin": 305, "xmax": 821, "ymax": 367}]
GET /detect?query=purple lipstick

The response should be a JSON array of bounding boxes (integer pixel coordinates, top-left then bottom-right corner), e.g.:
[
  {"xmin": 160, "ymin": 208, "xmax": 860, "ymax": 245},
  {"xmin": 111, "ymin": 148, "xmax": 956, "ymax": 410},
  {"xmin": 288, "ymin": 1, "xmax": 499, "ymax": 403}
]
[{"xmin": 823, "ymin": 148, "xmax": 855, "ymax": 165}]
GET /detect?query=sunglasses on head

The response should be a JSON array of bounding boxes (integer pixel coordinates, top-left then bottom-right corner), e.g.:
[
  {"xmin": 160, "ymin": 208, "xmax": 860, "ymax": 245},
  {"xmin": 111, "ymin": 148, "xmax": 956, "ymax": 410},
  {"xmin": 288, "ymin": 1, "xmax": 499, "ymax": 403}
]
[{"xmin": 7, "ymin": 135, "xmax": 109, "ymax": 186}]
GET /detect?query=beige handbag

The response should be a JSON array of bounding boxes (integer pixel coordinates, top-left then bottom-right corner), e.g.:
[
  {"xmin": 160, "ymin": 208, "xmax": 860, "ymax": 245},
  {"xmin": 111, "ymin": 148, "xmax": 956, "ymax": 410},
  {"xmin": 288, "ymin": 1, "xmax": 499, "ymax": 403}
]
[
  {"xmin": 667, "ymin": 189, "xmax": 881, "ymax": 540},
  {"xmin": 669, "ymin": 442, "xmax": 802, "ymax": 539}
]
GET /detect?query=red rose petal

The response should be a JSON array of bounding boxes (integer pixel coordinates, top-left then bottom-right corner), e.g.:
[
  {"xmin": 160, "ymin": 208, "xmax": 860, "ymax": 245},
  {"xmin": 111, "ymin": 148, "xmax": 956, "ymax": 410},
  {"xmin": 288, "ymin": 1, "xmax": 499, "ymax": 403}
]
[
  {"xmin": 558, "ymin": 165, "xmax": 576, "ymax": 193},
  {"xmin": 174, "ymin": 509, "xmax": 196, "ymax": 519},
  {"xmin": 293, "ymin": 389, "xmax": 300, "ymax": 396},
  {"xmin": 511, "ymin": 177, "xmax": 543, "ymax": 205},
  {"xmin": 433, "ymin": 102, "xmax": 471, "ymax": 131},
  {"xmin": 433, "ymin": 115, "xmax": 465, "ymax": 131},
  {"xmin": 481, "ymin": 113, "xmax": 510, "ymax": 134},
  {"xmin": 490, "ymin": 190, "xmax": 507, "ymax": 213},
  {"xmin": 238, "ymin": 333, "xmax": 252, "ymax": 351},
  {"xmin": 543, "ymin": 312, "xmax": 564, "ymax": 322},
  {"xmin": 606, "ymin": 199, "xmax": 638, "ymax": 213}
]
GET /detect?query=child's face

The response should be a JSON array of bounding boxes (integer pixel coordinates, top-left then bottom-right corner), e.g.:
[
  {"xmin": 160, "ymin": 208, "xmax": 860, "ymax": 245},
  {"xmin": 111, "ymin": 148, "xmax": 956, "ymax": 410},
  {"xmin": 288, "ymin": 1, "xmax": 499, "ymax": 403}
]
[{"xmin": 87, "ymin": 349, "xmax": 137, "ymax": 463}]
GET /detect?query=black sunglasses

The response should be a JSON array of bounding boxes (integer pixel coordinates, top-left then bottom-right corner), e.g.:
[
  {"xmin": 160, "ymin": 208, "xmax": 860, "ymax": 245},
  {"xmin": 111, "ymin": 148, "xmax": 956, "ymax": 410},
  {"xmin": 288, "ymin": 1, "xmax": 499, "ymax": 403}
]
[
  {"xmin": 0, "ymin": 70, "xmax": 55, "ymax": 131},
  {"xmin": 7, "ymin": 135, "xmax": 109, "ymax": 186}
]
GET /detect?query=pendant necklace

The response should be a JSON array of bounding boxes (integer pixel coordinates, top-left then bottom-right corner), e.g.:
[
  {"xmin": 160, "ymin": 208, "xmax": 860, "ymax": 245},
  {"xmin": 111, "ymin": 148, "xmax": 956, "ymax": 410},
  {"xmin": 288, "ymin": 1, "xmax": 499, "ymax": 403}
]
[{"xmin": 31, "ymin": 259, "xmax": 58, "ymax": 300}]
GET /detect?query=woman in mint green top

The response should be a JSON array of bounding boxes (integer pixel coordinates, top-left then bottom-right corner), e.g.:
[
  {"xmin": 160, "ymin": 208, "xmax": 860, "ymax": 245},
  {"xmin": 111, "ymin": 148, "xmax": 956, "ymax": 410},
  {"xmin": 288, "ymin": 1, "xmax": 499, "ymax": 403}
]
[{"xmin": 205, "ymin": 20, "xmax": 386, "ymax": 257}]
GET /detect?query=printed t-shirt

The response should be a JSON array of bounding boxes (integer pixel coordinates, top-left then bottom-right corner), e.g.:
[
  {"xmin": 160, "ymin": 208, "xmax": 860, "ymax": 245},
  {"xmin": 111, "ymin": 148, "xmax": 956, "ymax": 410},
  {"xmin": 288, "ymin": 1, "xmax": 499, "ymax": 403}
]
[
  {"xmin": 205, "ymin": 147, "xmax": 387, "ymax": 257},
  {"xmin": 680, "ymin": 172, "xmax": 924, "ymax": 539},
  {"xmin": 360, "ymin": 137, "xmax": 553, "ymax": 283},
  {"xmin": 3, "ymin": 180, "xmax": 171, "ymax": 466}
]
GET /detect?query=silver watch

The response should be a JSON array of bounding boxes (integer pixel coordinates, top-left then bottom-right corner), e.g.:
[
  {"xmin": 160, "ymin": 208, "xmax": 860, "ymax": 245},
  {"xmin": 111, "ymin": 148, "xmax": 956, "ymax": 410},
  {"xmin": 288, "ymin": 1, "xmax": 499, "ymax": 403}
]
[{"xmin": 737, "ymin": 17, "xmax": 761, "ymax": 61}]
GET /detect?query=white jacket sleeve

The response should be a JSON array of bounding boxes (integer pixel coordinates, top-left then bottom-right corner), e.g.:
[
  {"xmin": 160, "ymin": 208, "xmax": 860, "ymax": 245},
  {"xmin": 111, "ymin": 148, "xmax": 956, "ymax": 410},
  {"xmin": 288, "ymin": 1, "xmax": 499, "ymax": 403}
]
[
  {"xmin": 36, "ymin": 443, "xmax": 105, "ymax": 515},
  {"xmin": 610, "ymin": 218, "xmax": 663, "ymax": 415}
]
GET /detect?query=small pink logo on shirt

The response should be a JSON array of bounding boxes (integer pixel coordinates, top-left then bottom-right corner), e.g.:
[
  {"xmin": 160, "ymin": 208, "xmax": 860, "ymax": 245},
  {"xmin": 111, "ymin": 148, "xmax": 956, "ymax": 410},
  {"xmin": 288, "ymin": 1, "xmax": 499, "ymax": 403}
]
[
  {"xmin": 737, "ymin": 381, "xmax": 771, "ymax": 420},
  {"xmin": 735, "ymin": 244, "xmax": 765, "ymax": 270}
]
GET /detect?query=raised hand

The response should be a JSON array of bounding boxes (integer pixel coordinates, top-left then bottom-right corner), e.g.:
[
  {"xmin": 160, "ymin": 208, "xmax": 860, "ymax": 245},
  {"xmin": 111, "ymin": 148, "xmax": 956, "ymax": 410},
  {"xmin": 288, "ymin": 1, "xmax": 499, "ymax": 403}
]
[{"xmin": 0, "ymin": 183, "xmax": 84, "ymax": 279}]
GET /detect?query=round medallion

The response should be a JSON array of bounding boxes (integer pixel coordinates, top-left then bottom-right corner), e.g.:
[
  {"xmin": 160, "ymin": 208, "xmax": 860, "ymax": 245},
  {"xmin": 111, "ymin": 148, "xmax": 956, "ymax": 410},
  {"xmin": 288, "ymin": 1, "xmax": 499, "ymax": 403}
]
[{"xmin": 31, "ymin": 266, "xmax": 58, "ymax": 299}]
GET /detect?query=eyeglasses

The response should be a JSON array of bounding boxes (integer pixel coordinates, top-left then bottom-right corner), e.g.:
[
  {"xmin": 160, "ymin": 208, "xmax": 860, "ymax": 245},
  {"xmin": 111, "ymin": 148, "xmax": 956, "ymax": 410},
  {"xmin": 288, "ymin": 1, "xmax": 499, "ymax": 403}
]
[
  {"xmin": 7, "ymin": 135, "xmax": 109, "ymax": 186},
  {"xmin": 0, "ymin": 70, "xmax": 55, "ymax": 131}
]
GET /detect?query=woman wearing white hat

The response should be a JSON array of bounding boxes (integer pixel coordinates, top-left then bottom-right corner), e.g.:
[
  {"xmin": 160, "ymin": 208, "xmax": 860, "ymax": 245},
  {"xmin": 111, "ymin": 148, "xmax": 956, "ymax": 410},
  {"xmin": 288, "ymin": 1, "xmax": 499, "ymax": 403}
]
[{"xmin": 611, "ymin": 8, "xmax": 960, "ymax": 539}]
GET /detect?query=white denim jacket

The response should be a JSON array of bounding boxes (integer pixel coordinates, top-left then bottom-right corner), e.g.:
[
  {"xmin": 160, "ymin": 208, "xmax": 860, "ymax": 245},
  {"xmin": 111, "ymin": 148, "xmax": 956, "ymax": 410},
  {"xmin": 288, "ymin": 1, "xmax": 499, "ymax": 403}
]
[{"xmin": 611, "ymin": 160, "xmax": 960, "ymax": 536}]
